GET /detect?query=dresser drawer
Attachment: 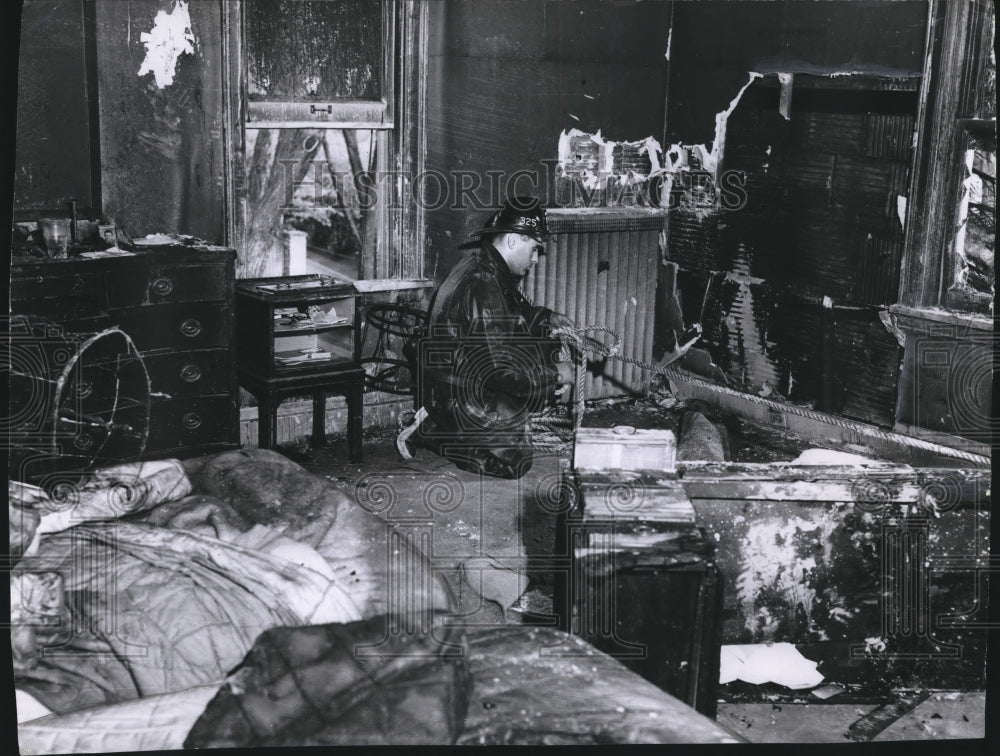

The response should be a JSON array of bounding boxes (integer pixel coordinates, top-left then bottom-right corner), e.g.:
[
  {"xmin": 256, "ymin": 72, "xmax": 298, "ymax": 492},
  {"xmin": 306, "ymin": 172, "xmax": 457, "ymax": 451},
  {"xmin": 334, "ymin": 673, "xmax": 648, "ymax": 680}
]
[
  {"xmin": 110, "ymin": 304, "xmax": 232, "ymax": 352},
  {"xmin": 86, "ymin": 395, "xmax": 233, "ymax": 458},
  {"xmin": 106, "ymin": 264, "xmax": 230, "ymax": 308},
  {"xmin": 11, "ymin": 272, "xmax": 107, "ymax": 319},
  {"xmin": 11, "ymin": 270, "xmax": 103, "ymax": 301},
  {"xmin": 148, "ymin": 395, "xmax": 237, "ymax": 454},
  {"xmin": 143, "ymin": 349, "xmax": 233, "ymax": 397},
  {"xmin": 62, "ymin": 348, "xmax": 232, "ymax": 404},
  {"xmin": 53, "ymin": 305, "xmax": 231, "ymax": 352},
  {"xmin": 143, "ymin": 396, "xmax": 238, "ymax": 455}
]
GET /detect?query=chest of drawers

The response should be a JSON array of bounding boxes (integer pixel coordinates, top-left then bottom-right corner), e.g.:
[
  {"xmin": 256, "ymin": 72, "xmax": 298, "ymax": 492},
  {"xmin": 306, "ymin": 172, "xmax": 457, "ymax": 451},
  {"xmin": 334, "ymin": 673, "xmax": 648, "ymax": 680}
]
[{"xmin": 9, "ymin": 244, "xmax": 239, "ymax": 483}]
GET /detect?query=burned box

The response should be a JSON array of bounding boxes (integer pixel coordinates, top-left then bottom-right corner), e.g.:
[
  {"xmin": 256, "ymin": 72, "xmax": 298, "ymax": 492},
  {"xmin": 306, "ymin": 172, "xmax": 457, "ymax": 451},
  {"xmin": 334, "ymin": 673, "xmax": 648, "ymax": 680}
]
[
  {"xmin": 573, "ymin": 426, "xmax": 677, "ymax": 473},
  {"xmin": 556, "ymin": 469, "xmax": 722, "ymax": 718}
]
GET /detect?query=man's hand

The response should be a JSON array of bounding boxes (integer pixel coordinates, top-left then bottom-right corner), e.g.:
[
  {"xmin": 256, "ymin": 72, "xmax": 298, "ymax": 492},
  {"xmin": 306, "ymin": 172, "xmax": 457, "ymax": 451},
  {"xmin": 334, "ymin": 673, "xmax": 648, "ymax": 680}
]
[
  {"xmin": 553, "ymin": 360, "xmax": 574, "ymax": 402},
  {"xmin": 548, "ymin": 312, "xmax": 575, "ymax": 332}
]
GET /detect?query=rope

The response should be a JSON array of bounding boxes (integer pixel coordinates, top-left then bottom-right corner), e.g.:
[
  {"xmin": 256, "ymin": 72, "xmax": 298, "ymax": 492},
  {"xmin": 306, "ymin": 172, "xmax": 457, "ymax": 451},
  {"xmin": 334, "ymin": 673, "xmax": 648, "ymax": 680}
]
[
  {"xmin": 545, "ymin": 324, "xmax": 990, "ymax": 469},
  {"xmin": 661, "ymin": 367, "xmax": 991, "ymax": 468},
  {"xmin": 550, "ymin": 324, "xmax": 676, "ymax": 433}
]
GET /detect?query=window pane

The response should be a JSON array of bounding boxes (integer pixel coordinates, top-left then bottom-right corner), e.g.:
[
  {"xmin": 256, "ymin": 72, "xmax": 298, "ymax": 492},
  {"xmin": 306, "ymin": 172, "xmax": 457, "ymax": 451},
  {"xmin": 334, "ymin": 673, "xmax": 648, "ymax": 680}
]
[
  {"xmin": 244, "ymin": 128, "xmax": 377, "ymax": 280},
  {"xmin": 245, "ymin": 0, "xmax": 383, "ymax": 102},
  {"xmin": 953, "ymin": 137, "xmax": 996, "ymax": 297}
]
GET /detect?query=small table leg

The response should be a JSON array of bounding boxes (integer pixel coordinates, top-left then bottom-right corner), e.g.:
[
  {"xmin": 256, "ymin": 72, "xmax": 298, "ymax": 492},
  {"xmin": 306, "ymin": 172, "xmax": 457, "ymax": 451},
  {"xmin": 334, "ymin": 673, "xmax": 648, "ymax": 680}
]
[
  {"xmin": 258, "ymin": 395, "xmax": 278, "ymax": 450},
  {"xmin": 346, "ymin": 383, "xmax": 363, "ymax": 462},
  {"xmin": 312, "ymin": 393, "xmax": 327, "ymax": 447}
]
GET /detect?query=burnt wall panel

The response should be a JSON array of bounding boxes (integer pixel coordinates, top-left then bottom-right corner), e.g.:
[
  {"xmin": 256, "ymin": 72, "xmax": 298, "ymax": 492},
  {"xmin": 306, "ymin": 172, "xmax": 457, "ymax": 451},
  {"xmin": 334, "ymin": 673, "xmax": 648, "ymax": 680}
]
[
  {"xmin": 14, "ymin": 0, "xmax": 98, "ymax": 216},
  {"xmin": 667, "ymin": 210, "xmax": 722, "ymax": 274},
  {"xmin": 836, "ymin": 312, "xmax": 902, "ymax": 426},
  {"xmin": 667, "ymin": 72, "xmax": 915, "ymax": 421},
  {"xmin": 424, "ymin": 0, "xmax": 672, "ymax": 282},
  {"xmin": 94, "ymin": 0, "xmax": 227, "ymax": 242},
  {"xmin": 790, "ymin": 111, "xmax": 865, "ymax": 156},
  {"xmin": 667, "ymin": 0, "xmax": 928, "ymax": 146}
]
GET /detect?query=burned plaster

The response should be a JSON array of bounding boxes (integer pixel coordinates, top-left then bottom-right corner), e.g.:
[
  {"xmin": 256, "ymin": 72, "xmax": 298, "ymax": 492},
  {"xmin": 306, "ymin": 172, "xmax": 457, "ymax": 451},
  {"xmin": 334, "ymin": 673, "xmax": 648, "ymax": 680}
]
[
  {"xmin": 654, "ymin": 73, "xmax": 762, "ymax": 217},
  {"xmin": 552, "ymin": 71, "xmax": 762, "ymax": 213},
  {"xmin": 137, "ymin": 0, "xmax": 195, "ymax": 89},
  {"xmin": 555, "ymin": 128, "xmax": 664, "ymax": 207}
]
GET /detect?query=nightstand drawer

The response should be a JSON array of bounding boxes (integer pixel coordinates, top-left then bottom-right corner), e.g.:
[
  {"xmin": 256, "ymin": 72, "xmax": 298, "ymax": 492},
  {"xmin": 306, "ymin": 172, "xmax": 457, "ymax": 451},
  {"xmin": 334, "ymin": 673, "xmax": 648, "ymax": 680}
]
[{"xmin": 106, "ymin": 264, "xmax": 230, "ymax": 308}]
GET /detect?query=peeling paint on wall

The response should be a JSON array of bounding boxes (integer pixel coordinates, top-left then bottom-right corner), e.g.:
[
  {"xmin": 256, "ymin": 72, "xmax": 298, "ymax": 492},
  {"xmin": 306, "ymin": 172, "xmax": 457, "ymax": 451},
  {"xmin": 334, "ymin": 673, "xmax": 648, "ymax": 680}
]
[
  {"xmin": 137, "ymin": 0, "xmax": 195, "ymax": 89},
  {"xmin": 708, "ymin": 71, "xmax": 762, "ymax": 177},
  {"xmin": 736, "ymin": 513, "xmax": 841, "ymax": 639},
  {"xmin": 556, "ymin": 128, "xmax": 664, "ymax": 205},
  {"xmin": 645, "ymin": 73, "xmax": 762, "ymax": 217}
]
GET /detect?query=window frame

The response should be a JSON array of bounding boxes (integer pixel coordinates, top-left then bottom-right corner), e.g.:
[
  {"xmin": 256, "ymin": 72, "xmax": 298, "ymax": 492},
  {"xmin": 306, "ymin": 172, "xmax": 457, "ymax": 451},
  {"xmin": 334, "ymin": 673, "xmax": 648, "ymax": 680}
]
[
  {"xmin": 896, "ymin": 0, "xmax": 995, "ymax": 320},
  {"xmin": 224, "ymin": 0, "xmax": 425, "ymax": 281}
]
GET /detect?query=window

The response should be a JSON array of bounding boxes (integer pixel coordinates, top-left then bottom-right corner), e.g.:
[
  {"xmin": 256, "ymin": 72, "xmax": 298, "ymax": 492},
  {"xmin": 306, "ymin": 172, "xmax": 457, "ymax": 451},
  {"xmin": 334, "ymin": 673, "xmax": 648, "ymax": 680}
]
[
  {"xmin": 948, "ymin": 122, "xmax": 995, "ymax": 310},
  {"xmin": 237, "ymin": 0, "xmax": 425, "ymax": 281},
  {"xmin": 898, "ymin": 0, "xmax": 996, "ymax": 317},
  {"xmin": 245, "ymin": 0, "xmax": 392, "ymax": 128}
]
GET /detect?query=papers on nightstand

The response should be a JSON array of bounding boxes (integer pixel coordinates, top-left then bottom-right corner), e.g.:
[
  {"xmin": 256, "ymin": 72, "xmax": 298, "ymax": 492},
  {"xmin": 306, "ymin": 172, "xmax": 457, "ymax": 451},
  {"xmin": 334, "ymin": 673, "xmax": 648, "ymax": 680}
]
[
  {"xmin": 273, "ymin": 306, "xmax": 348, "ymax": 330},
  {"xmin": 275, "ymin": 348, "xmax": 332, "ymax": 366}
]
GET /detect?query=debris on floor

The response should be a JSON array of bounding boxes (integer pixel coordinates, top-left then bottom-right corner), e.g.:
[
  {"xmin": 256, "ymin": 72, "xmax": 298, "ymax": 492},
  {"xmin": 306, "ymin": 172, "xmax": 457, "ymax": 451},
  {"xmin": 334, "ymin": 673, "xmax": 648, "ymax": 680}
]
[
  {"xmin": 719, "ymin": 643, "xmax": 824, "ymax": 690},
  {"xmin": 460, "ymin": 556, "xmax": 528, "ymax": 612},
  {"xmin": 677, "ymin": 410, "xmax": 728, "ymax": 461}
]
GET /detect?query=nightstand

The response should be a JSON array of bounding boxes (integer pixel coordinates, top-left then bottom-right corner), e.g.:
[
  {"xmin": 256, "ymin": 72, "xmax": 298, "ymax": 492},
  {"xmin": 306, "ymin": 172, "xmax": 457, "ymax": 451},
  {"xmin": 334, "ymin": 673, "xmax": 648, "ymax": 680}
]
[{"xmin": 235, "ymin": 275, "xmax": 364, "ymax": 460}]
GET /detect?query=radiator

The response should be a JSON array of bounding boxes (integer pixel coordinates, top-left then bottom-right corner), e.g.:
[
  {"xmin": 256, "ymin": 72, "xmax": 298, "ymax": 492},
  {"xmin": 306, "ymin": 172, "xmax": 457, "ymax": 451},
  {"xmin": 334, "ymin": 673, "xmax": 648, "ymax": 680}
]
[{"xmin": 523, "ymin": 210, "xmax": 665, "ymax": 399}]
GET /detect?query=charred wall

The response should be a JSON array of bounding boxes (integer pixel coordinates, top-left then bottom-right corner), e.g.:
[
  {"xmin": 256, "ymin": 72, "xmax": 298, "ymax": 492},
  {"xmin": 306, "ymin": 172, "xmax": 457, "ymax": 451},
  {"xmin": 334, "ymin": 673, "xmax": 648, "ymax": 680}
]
[
  {"xmin": 13, "ymin": 0, "xmax": 233, "ymax": 244},
  {"xmin": 665, "ymin": 1, "xmax": 929, "ymax": 427},
  {"xmin": 423, "ymin": 0, "xmax": 672, "ymax": 280}
]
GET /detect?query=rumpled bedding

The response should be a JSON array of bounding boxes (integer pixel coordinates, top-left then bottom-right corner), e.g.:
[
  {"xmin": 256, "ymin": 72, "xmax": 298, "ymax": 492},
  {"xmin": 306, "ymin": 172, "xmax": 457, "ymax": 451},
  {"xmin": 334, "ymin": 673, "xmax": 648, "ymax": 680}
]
[{"xmin": 12, "ymin": 450, "xmax": 450, "ymax": 721}]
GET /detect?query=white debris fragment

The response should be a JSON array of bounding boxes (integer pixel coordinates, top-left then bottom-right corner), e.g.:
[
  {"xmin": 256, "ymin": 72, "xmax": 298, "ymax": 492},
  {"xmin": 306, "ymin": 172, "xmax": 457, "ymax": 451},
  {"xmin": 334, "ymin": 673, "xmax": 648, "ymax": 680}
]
[
  {"xmin": 790, "ymin": 448, "xmax": 874, "ymax": 465},
  {"xmin": 707, "ymin": 72, "xmax": 762, "ymax": 177},
  {"xmin": 719, "ymin": 643, "xmax": 824, "ymax": 689},
  {"xmin": 137, "ymin": 0, "xmax": 195, "ymax": 89},
  {"xmin": 777, "ymin": 72, "xmax": 794, "ymax": 120},
  {"xmin": 897, "ymin": 195, "xmax": 907, "ymax": 228},
  {"xmin": 637, "ymin": 135, "xmax": 664, "ymax": 175}
]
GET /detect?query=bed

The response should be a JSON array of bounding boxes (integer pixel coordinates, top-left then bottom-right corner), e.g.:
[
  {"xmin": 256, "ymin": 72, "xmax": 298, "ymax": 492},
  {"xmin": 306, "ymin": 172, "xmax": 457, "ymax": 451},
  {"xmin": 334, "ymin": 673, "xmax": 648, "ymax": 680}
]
[{"xmin": 11, "ymin": 448, "xmax": 742, "ymax": 750}]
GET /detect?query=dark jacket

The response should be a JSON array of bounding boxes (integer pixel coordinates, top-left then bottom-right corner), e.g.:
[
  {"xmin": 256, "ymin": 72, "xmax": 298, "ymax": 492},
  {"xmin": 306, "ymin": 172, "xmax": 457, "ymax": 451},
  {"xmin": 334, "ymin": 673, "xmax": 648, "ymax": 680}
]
[{"xmin": 416, "ymin": 241, "xmax": 562, "ymax": 478}]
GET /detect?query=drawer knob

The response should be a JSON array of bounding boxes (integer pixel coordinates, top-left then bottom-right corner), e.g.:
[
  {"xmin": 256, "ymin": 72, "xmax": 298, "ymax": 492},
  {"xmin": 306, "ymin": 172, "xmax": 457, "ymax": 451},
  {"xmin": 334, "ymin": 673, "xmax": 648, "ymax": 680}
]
[
  {"xmin": 152, "ymin": 277, "xmax": 175, "ymax": 296},
  {"xmin": 180, "ymin": 363, "xmax": 203, "ymax": 383},
  {"xmin": 182, "ymin": 412, "xmax": 203, "ymax": 430},
  {"xmin": 180, "ymin": 318, "xmax": 203, "ymax": 338}
]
